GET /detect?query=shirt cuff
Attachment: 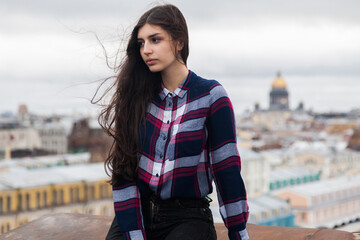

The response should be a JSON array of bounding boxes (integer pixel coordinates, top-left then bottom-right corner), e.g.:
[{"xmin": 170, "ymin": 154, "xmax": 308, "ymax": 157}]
[
  {"xmin": 229, "ymin": 228, "xmax": 249, "ymax": 240},
  {"xmin": 122, "ymin": 229, "xmax": 147, "ymax": 240}
]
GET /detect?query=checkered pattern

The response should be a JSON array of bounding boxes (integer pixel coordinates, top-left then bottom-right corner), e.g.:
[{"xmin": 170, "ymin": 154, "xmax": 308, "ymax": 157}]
[{"xmin": 113, "ymin": 71, "xmax": 249, "ymax": 240}]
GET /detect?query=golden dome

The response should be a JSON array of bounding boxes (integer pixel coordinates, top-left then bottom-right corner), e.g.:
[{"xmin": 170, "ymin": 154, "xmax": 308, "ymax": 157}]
[{"xmin": 271, "ymin": 71, "xmax": 287, "ymax": 89}]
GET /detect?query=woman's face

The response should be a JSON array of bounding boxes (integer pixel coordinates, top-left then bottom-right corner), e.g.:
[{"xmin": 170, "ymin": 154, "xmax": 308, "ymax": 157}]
[{"xmin": 137, "ymin": 24, "xmax": 182, "ymax": 73}]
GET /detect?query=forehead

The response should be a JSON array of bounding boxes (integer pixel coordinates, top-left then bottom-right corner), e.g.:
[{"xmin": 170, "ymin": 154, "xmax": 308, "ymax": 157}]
[{"xmin": 137, "ymin": 24, "xmax": 169, "ymax": 39}]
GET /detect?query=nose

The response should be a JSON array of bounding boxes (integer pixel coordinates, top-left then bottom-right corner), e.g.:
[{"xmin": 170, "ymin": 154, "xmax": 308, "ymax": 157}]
[{"xmin": 142, "ymin": 41, "xmax": 152, "ymax": 55}]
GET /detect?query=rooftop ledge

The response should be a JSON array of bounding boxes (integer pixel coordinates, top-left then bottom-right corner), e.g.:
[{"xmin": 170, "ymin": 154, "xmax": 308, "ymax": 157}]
[{"xmin": 0, "ymin": 213, "xmax": 359, "ymax": 240}]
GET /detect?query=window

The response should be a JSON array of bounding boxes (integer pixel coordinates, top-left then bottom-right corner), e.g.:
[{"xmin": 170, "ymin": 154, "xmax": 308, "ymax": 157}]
[
  {"xmin": 0, "ymin": 197, "xmax": 3, "ymax": 214},
  {"xmin": 88, "ymin": 186, "xmax": 95, "ymax": 200},
  {"xmin": 44, "ymin": 191, "xmax": 47, "ymax": 207},
  {"xmin": 336, "ymin": 191, "xmax": 341, "ymax": 200},
  {"xmin": 7, "ymin": 196, "xmax": 11, "ymax": 212},
  {"xmin": 75, "ymin": 187, "xmax": 80, "ymax": 202},
  {"xmin": 70, "ymin": 188, "xmax": 74, "ymax": 203},
  {"xmin": 343, "ymin": 190, "xmax": 347, "ymax": 198},
  {"xmin": 321, "ymin": 194, "xmax": 327, "ymax": 203},
  {"xmin": 26, "ymin": 193, "xmax": 30, "ymax": 210},
  {"xmin": 18, "ymin": 194, "xmax": 23, "ymax": 211},
  {"xmin": 53, "ymin": 189, "xmax": 58, "ymax": 205},
  {"xmin": 37, "ymin": 192, "xmax": 41, "ymax": 208},
  {"xmin": 59, "ymin": 190, "xmax": 64, "ymax": 205},
  {"xmin": 101, "ymin": 184, "xmax": 109, "ymax": 198},
  {"xmin": 301, "ymin": 212, "xmax": 307, "ymax": 222}
]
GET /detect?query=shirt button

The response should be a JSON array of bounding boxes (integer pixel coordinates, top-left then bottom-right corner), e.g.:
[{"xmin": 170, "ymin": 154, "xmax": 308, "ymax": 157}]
[
  {"xmin": 167, "ymin": 120, "xmax": 170, "ymax": 124},
  {"xmin": 163, "ymin": 135, "xmax": 167, "ymax": 140},
  {"xmin": 156, "ymin": 173, "xmax": 159, "ymax": 177},
  {"xmin": 168, "ymin": 102, "xmax": 172, "ymax": 107},
  {"xmin": 160, "ymin": 154, "xmax": 163, "ymax": 158}
]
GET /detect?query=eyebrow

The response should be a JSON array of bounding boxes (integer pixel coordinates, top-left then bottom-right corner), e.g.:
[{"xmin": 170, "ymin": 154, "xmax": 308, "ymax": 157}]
[{"xmin": 137, "ymin": 33, "xmax": 161, "ymax": 41}]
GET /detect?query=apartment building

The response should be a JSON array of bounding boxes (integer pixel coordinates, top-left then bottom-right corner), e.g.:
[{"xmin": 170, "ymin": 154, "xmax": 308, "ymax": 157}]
[{"xmin": 274, "ymin": 175, "xmax": 360, "ymax": 228}]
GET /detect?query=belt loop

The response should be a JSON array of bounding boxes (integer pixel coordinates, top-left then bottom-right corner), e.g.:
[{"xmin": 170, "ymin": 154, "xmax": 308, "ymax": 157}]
[{"xmin": 175, "ymin": 199, "xmax": 183, "ymax": 208}]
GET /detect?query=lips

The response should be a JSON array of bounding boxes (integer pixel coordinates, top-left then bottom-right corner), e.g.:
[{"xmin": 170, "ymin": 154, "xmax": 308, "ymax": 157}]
[{"xmin": 146, "ymin": 59, "xmax": 157, "ymax": 65}]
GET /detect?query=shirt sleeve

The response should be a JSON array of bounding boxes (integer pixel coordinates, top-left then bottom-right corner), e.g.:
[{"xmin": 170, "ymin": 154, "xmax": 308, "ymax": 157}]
[
  {"xmin": 112, "ymin": 179, "xmax": 146, "ymax": 240},
  {"xmin": 206, "ymin": 82, "xmax": 250, "ymax": 240}
]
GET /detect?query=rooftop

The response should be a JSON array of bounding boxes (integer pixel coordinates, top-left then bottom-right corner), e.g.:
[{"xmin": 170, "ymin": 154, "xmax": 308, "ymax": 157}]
[
  {"xmin": 1, "ymin": 213, "xmax": 358, "ymax": 240},
  {"xmin": 270, "ymin": 166, "xmax": 315, "ymax": 182},
  {"xmin": 277, "ymin": 175, "xmax": 360, "ymax": 197},
  {"xmin": 0, "ymin": 160, "xmax": 108, "ymax": 189}
]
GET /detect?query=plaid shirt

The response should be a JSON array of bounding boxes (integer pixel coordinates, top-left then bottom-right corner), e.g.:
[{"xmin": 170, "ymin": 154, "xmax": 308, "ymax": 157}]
[{"xmin": 113, "ymin": 71, "xmax": 249, "ymax": 240}]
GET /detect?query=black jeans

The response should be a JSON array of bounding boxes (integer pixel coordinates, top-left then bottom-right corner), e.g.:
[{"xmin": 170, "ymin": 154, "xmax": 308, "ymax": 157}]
[{"xmin": 106, "ymin": 198, "xmax": 217, "ymax": 240}]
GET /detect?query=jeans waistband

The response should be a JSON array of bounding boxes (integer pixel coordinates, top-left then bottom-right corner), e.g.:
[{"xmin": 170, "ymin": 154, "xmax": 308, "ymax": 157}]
[
  {"xmin": 140, "ymin": 196, "xmax": 213, "ymax": 229},
  {"xmin": 151, "ymin": 196, "xmax": 211, "ymax": 209}
]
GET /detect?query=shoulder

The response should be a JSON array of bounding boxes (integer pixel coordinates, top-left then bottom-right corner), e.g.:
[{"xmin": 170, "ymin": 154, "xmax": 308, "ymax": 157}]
[
  {"xmin": 189, "ymin": 71, "xmax": 227, "ymax": 98},
  {"xmin": 190, "ymin": 71, "xmax": 218, "ymax": 90}
]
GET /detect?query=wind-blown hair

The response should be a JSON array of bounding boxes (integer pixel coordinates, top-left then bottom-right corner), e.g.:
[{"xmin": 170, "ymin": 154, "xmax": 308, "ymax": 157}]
[{"xmin": 96, "ymin": 4, "xmax": 189, "ymax": 185}]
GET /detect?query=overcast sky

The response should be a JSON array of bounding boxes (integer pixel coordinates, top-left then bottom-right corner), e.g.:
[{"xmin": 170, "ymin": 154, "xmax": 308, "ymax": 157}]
[{"xmin": 1, "ymin": 0, "xmax": 360, "ymax": 115}]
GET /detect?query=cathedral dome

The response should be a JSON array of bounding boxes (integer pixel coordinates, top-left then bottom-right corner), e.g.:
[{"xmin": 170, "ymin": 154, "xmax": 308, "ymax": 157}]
[{"xmin": 271, "ymin": 72, "xmax": 287, "ymax": 89}]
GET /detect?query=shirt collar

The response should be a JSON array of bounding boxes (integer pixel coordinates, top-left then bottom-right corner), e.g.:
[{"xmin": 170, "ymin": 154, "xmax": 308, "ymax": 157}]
[{"xmin": 159, "ymin": 70, "xmax": 194, "ymax": 101}]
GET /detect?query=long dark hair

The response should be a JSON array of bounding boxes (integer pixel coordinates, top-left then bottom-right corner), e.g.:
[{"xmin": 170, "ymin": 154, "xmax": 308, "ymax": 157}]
[{"xmin": 95, "ymin": 4, "xmax": 189, "ymax": 185}]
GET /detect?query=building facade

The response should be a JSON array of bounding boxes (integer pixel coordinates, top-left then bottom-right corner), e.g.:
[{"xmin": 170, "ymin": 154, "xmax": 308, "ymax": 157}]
[
  {"xmin": 239, "ymin": 148, "xmax": 270, "ymax": 198},
  {"xmin": 275, "ymin": 175, "xmax": 360, "ymax": 228},
  {"xmin": 67, "ymin": 118, "xmax": 112, "ymax": 163},
  {"xmin": 37, "ymin": 122, "xmax": 68, "ymax": 154},
  {"xmin": 0, "ymin": 128, "xmax": 42, "ymax": 153},
  {"xmin": 247, "ymin": 194, "xmax": 295, "ymax": 227},
  {"xmin": 0, "ymin": 154, "xmax": 112, "ymax": 234}
]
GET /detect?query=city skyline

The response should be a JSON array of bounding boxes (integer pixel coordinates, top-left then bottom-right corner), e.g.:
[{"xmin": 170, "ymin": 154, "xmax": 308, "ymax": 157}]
[{"xmin": 1, "ymin": 0, "xmax": 360, "ymax": 114}]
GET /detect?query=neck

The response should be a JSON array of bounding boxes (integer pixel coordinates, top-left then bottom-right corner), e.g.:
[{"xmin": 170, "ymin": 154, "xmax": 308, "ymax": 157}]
[{"xmin": 161, "ymin": 63, "xmax": 189, "ymax": 92}]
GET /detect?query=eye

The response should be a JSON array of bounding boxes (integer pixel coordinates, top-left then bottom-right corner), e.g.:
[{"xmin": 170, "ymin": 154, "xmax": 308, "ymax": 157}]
[
  {"xmin": 137, "ymin": 41, "xmax": 144, "ymax": 48},
  {"xmin": 151, "ymin": 37, "xmax": 161, "ymax": 43}
]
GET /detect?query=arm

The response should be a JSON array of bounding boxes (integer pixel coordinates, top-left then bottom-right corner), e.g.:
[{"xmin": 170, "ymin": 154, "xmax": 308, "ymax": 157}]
[
  {"xmin": 112, "ymin": 180, "xmax": 146, "ymax": 240},
  {"xmin": 206, "ymin": 82, "xmax": 249, "ymax": 240}
]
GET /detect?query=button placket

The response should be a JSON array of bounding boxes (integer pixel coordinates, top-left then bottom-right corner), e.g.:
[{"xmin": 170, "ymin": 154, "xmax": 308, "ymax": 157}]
[
  {"xmin": 156, "ymin": 92, "xmax": 173, "ymax": 179},
  {"xmin": 167, "ymin": 93, "xmax": 173, "ymax": 108}
]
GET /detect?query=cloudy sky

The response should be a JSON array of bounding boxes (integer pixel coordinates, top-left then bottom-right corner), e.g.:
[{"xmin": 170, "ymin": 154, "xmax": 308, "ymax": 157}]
[{"xmin": 1, "ymin": 0, "xmax": 360, "ymax": 115}]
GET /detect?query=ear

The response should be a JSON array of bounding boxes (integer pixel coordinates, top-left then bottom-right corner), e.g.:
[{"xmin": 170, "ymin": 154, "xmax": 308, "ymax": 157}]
[{"xmin": 176, "ymin": 41, "xmax": 184, "ymax": 52}]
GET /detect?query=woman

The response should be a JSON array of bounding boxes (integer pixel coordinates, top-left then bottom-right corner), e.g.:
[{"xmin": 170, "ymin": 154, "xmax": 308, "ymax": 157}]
[{"xmin": 99, "ymin": 4, "xmax": 249, "ymax": 240}]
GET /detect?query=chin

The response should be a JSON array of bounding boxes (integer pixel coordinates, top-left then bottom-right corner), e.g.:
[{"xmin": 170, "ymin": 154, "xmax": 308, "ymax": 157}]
[{"xmin": 148, "ymin": 66, "xmax": 164, "ymax": 73}]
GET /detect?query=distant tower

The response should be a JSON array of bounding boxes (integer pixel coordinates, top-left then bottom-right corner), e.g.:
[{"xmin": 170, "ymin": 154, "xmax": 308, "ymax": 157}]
[
  {"xmin": 254, "ymin": 102, "xmax": 260, "ymax": 112},
  {"xmin": 18, "ymin": 104, "xmax": 28, "ymax": 116},
  {"xmin": 269, "ymin": 71, "xmax": 289, "ymax": 111},
  {"xmin": 297, "ymin": 101, "xmax": 304, "ymax": 111},
  {"xmin": 17, "ymin": 104, "xmax": 31, "ymax": 127}
]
